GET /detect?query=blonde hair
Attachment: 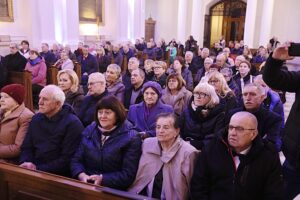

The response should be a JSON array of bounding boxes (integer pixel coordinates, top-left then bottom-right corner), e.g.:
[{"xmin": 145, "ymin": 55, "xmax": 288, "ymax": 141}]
[
  {"xmin": 208, "ymin": 72, "xmax": 233, "ymax": 97},
  {"xmin": 194, "ymin": 82, "xmax": 219, "ymax": 108},
  {"xmin": 57, "ymin": 69, "xmax": 79, "ymax": 93}
]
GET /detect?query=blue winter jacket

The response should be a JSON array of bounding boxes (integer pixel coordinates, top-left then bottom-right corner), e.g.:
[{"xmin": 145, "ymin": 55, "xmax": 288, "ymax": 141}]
[
  {"xmin": 71, "ymin": 120, "xmax": 142, "ymax": 190},
  {"xmin": 20, "ymin": 104, "xmax": 84, "ymax": 176}
]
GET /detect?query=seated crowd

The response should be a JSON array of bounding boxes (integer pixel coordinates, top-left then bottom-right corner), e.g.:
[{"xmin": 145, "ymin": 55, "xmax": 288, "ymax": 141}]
[{"xmin": 0, "ymin": 36, "xmax": 289, "ymax": 199}]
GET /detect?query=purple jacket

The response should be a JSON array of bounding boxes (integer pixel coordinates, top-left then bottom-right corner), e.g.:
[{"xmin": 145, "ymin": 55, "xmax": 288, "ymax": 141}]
[
  {"xmin": 127, "ymin": 100, "xmax": 173, "ymax": 137},
  {"xmin": 25, "ymin": 57, "xmax": 47, "ymax": 86}
]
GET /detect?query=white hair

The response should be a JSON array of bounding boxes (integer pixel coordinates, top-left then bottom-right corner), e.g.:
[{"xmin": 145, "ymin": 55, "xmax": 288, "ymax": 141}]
[{"xmin": 42, "ymin": 85, "xmax": 65, "ymax": 105}]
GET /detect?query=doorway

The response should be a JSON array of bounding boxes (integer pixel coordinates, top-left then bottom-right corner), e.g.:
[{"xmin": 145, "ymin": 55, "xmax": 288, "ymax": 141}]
[{"xmin": 203, "ymin": 0, "xmax": 247, "ymax": 48}]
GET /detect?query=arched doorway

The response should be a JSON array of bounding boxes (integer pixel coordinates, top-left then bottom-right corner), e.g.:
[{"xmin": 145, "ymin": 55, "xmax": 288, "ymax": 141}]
[{"xmin": 203, "ymin": 0, "xmax": 247, "ymax": 48}]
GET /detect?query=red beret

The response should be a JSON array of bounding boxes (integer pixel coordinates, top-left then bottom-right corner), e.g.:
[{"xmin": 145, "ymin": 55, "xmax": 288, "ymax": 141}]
[{"xmin": 1, "ymin": 84, "xmax": 25, "ymax": 105}]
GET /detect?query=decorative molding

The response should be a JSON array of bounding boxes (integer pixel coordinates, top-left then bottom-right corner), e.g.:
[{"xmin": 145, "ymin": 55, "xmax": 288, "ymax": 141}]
[{"xmin": 0, "ymin": 0, "xmax": 14, "ymax": 22}]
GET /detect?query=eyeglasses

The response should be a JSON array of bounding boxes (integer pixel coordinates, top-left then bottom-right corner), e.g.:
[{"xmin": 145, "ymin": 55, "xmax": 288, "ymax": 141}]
[
  {"xmin": 228, "ymin": 125, "xmax": 255, "ymax": 134},
  {"xmin": 193, "ymin": 92, "xmax": 209, "ymax": 98},
  {"xmin": 208, "ymin": 79, "xmax": 220, "ymax": 84},
  {"xmin": 168, "ymin": 79, "xmax": 178, "ymax": 83},
  {"xmin": 87, "ymin": 81, "xmax": 104, "ymax": 86},
  {"xmin": 153, "ymin": 66, "xmax": 162, "ymax": 69}
]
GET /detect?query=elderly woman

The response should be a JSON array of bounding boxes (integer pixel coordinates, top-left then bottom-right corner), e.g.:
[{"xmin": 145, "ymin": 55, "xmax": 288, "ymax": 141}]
[
  {"xmin": 57, "ymin": 69, "xmax": 84, "ymax": 115},
  {"xmin": 194, "ymin": 57, "xmax": 213, "ymax": 85},
  {"xmin": 233, "ymin": 60, "xmax": 255, "ymax": 96},
  {"xmin": 128, "ymin": 113, "xmax": 199, "ymax": 199},
  {"xmin": 0, "ymin": 84, "xmax": 34, "ymax": 163},
  {"xmin": 152, "ymin": 61, "xmax": 168, "ymax": 88},
  {"xmin": 71, "ymin": 96, "xmax": 142, "ymax": 190},
  {"xmin": 167, "ymin": 56, "xmax": 193, "ymax": 91},
  {"xmin": 179, "ymin": 82, "xmax": 225, "ymax": 150},
  {"xmin": 207, "ymin": 72, "xmax": 238, "ymax": 113},
  {"xmin": 144, "ymin": 59, "xmax": 154, "ymax": 81},
  {"xmin": 54, "ymin": 50, "xmax": 74, "ymax": 70},
  {"xmin": 127, "ymin": 81, "xmax": 173, "ymax": 138},
  {"xmin": 161, "ymin": 73, "xmax": 192, "ymax": 116},
  {"xmin": 220, "ymin": 67, "xmax": 241, "ymax": 98},
  {"xmin": 25, "ymin": 49, "xmax": 47, "ymax": 108},
  {"xmin": 105, "ymin": 64, "xmax": 125, "ymax": 103}
]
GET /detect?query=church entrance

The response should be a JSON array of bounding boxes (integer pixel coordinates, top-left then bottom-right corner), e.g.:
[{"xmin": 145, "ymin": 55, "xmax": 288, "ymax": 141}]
[{"xmin": 203, "ymin": 0, "xmax": 247, "ymax": 48}]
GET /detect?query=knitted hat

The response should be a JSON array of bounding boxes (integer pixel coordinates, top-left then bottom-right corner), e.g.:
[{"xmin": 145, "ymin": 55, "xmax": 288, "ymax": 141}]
[
  {"xmin": 142, "ymin": 81, "xmax": 162, "ymax": 97},
  {"xmin": 1, "ymin": 84, "xmax": 25, "ymax": 105}
]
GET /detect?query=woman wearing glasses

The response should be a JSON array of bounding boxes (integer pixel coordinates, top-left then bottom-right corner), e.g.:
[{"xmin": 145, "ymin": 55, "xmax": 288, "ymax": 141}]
[
  {"xmin": 207, "ymin": 72, "xmax": 238, "ymax": 114},
  {"xmin": 179, "ymin": 82, "xmax": 225, "ymax": 150}
]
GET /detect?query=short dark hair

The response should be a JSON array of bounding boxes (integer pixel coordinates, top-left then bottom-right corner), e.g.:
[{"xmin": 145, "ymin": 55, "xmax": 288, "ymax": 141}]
[
  {"xmin": 21, "ymin": 40, "xmax": 29, "ymax": 46},
  {"xmin": 94, "ymin": 95, "xmax": 127, "ymax": 126},
  {"xmin": 174, "ymin": 56, "xmax": 185, "ymax": 66},
  {"xmin": 156, "ymin": 112, "xmax": 179, "ymax": 129}
]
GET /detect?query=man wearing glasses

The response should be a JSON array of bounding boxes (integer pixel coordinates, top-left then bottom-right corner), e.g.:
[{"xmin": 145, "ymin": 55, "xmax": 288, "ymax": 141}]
[
  {"xmin": 2, "ymin": 43, "xmax": 27, "ymax": 72},
  {"xmin": 226, "ymin": 82, "xmax": 282, "ymax": 151},
  {"xmin": 190, "ymin": 111, "xmax": 283, "ymax": 200},
  {"xmin": 78, "ymin": 72, "xmax": 108, "ymax": 127}
]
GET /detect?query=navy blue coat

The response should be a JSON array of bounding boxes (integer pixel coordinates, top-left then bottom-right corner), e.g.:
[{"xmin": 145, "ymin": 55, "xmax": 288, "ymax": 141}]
[
  {"xmin": 127, "ymin": 100, "xmax": 173, "ymax": 137},
  {"xmin": 20, "ymin": 105, "xmax": 84, "ymax": 176},
  {"xmin": 78, "ymin": 90, "xmax": 108, "ymax": 127},
  {"xmin": 71, "ymin": 121, "xmax": 142, "ymax": 190},
  {"xmin": 40, "ymin": 51, "xmax": 57, "ymax": 66},
  {"xmin": 179, "ymin": 101, "xmax": 225, "ymax": 150}
]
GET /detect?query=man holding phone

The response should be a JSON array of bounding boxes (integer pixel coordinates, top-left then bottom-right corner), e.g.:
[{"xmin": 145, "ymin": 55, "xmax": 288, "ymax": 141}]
[{"xmin": 263, "ymin": 42, "xmax": 300, "ymax": 200}]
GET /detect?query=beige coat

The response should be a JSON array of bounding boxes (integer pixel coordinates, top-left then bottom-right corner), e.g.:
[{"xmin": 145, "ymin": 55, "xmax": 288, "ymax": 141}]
[
  {"xmin": 161, "ymin": 87, "xmax": 192, "ymax": 116},
  {"xmin": 0, "ymin": 103, "xmax": 34, "ymax": 162},
  {"xmin": 128, "ymin": 137, "xmax": 199, "ymax": 200}
]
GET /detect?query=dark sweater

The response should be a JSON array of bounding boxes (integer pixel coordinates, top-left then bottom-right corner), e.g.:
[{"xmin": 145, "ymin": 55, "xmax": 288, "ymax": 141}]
[{"xmin": 3, "ymin": 52, "xmax": 27, "ymax": 72}]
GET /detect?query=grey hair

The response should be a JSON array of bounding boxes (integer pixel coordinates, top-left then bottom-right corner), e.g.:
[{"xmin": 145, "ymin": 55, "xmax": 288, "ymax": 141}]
[
  {"xmin": 194, "ymin": 82, "xmax": 220, "ymax": 108},
  {"xmin": 107, "ymin": 64, "xmax": 122, "ymax": 78},
  {"xmin": 10, "ymin": 43, "xmax": 19, "ymax": 49},
  {"xmin": 243, "ymin": 83, "xmax": 265, "ymax": 96},
  {"xmin": 42, "ymin": 85, "xmax": 65, "ymax": 105},
  {"xmin": 185, "ymin": 51, "xmax": 193, "ymax": 57}
]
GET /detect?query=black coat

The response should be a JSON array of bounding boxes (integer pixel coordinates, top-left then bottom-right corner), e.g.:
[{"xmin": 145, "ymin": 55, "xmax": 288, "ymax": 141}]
[
  {"xmin": 179, "ymin": 100, "xmax": 225, "ymax": 150},
  {"xmin": 0, "ymin": 56, "xmax": 7, "ymax": 88},
  {"xmin": 226, "ymin": 106, "xmax": 282, "ymax": 151},
  {"xmin": 190, "ymin": 134, "xmax": 283, "ymax": 200},
  {"xmin": 65, "ymin": 88, "xmax": 85, "ymax": 116},
  {"xmin": 124, "ymin": 84, "xmax": 144, "ymax": 109},
  {"xmin": 263, "ymin": 54, "xmax": 300, "ymax": 168},
  {"xmin": 3, "ymin": 51, "xmax": 27, "ymax": 72},
  {"xmin": 70, "ymin": 121, "xmax": 142, "ymax": 190}
]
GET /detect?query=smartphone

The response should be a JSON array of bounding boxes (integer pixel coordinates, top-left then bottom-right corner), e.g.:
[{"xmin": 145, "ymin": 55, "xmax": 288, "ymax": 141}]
[{"xmin": 288, "ymin": 43, "xmax": 300, "ymax": 56}]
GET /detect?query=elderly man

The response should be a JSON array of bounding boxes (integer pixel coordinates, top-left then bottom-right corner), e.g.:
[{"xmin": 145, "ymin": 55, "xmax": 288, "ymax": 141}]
[
  {"xmin": 216, "ymin": 53, "xmax": 231, "ymax": 69},
  {"xmin": 112, "ymin": 44, "xmax": 123, "ymax": 67},
  {"xmin": 226, "ymin": 83, "xmax": 282, "ymax": 151},
  {"xmin": 121, "ymin": 43, "xmax": 135, "ymax": 60},
  {"xmin": 124, "ymin": 68, "xmax": 146, "ymax": 109},
  {"xmin": 40, "ymin": 43, "xmax": 57, "ymax": 67},
  {"xmin": 2, "ymin": 43, "xmax": 27, "ymax": 72},
  {"xmin": 19, "ymin": 85, "xmax": 84, "ymax": 176},
  {"xmin": 191, "ymin": 111, "xmax": 283, "ymax": 200},
  {"xmin": 77, "ymin": 44, "xmax": 98, "ymax": 85},
  {"xmin": 78, "ymin": 72, "xmax": 108, "ymax": 127},
  {"xmin": 122, "ymin": 57, "xmax": 140, "ymax": 90},
  {"xmin": 185, "ymin": 51, "xmax": 200, "ymax": 75}
]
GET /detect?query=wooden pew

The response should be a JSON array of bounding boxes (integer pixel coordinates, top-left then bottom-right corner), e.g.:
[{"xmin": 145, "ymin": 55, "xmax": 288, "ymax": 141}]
[
  {"xmin": 7, "ymin": 71, "xmax": 33, "ymax": 111},
  {"xmin": 47, "ymin": 66, "xmax": 59, "ymax": 85},
  {"xmin": 121, "ymin": 55, "xmax": 128, "ymax": 74},
  {"xmin": 165, "ymin": 49, "xmax": 171, "ymax": 67},
  {"xmin": 0, "ymin": 162, "xmax": 153, "ymax": 200},
  {"xmin": 73, "ymin": 61, "xmax": 82, "ymax": 83}
]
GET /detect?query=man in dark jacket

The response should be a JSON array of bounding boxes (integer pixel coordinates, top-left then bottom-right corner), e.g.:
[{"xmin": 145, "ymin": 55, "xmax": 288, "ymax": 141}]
[
  {"xmin": 226, "ymin": 83, "xmax": 282, "ymax": 151},
  {"xmin": 191, "ymin": 111, "xmax": 283, "ymax": 200},
  {"xmin": 124, "ymin": 68, "xmax": 145, "ymax": 109},
  {"xmin": 79, "ymin": 72, "xmax": 108, "ymax": 127},
  {"xmin": 0, "ymin": 55, "xmax": 8, "ymax": 88},
  {"xmin": 263, "ymin": 42, "xmax": 300, "ymax": 200},
  {"xmin": 3, "ymin": 43, "xmax": 27, "ymax": 72},
  {"xmin": 19, "ymin": 85, "xmax": 84, "ymax": 177},
  {"xmin": 40, "ymin": 43, "xmax": 57, "ymax": 67},
  {"xmin": 77, "ymin": 45, "xmax": 98, "ymax": 92}
]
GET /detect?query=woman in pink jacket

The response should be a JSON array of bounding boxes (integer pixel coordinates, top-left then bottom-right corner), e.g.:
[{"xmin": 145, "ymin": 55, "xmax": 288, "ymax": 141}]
[{"xmin": 25, "ymin": 49, "xmax": 47, "ymax": 108}]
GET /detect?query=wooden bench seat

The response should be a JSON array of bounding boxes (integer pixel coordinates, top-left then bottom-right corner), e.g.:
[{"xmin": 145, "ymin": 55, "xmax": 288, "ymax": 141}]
[
  {"xmin": 0, "ymin": 162, "xmax": 153, "ymax": 200},
  {"xmin": 7, "ymin": 71, "xmax": 33, "ymax": 111}
]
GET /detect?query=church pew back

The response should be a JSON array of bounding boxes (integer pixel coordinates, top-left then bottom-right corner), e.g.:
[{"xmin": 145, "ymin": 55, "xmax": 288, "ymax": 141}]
[
  {"xmin": 0, "ymin": 162, "xmax": 152, "ymax": 200},
  {"xmin": 7, "ymin": 71, "xmax": 33, "ymax": 111}
]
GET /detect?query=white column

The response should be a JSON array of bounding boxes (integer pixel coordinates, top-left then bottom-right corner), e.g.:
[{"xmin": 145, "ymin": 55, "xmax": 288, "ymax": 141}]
[
  {"xmin": 36, "ymin": 0, "xmax": 56, "ymax": 45},
  {"xmin": 244, "ymin": 0, "xmax": 258, "ymax": 48},
  {"xmin": 177, "ymin": 0, "xmax": 188, "ymax": 43},
  {"xmin": 191, "ymin": 0, "xmax": 204, "ymax": 47},
  {"xmin": 133, "ymin": 0, "xmax": 145, "ymax": 41},
  {"xmin": 64, "ymin": 0, "xmax": 80, "ymax": 46},
  {"xmin": 117, "ymin": 0, "xmax": 129, "ymax": 41},
  {"xmin": 258, "ymin": 0, "xmax": 274, "ymax": 46}
]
